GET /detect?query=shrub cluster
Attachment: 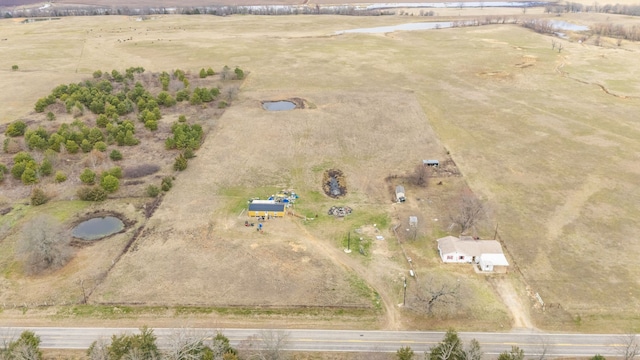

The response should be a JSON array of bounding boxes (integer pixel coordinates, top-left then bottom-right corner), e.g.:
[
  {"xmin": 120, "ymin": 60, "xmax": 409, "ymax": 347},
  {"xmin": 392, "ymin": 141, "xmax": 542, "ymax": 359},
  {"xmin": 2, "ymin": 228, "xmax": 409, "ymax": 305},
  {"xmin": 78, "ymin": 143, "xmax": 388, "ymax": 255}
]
[
  {"xmin": 165, "ymin": 123, "xmax": 203, "ymax": 151},
  {"xmin": 109, "ymin": 149, "xmax": 123, "ymax": 161},
  {"xmin": 19, "ymin": 119, "xmax": 137, "ymax": 154},
  {"xmin": 0, "ymin": 164, "xmax": 8, "ymax": 183},
  {"xmin": 159, "ymin": 71, "xmax": 170, "ymax": 91},
  {"xmin": 105, "ymin": 120, "xmax": 139, "ymax": 146},
  {"xmin": 5, "ymin": 120, "xmax": 27, "ymax": 137},
  {"xmin": 30, "ymin": 188, "xmax": 48, "ymax": 206},
  {"xmin": 80, "ymin": 166, "xmax": 122, "ymax": 193},
  {"xmin": 190, "ymin": 87, "xmax": 219, "ymax": 105},
  {"xmin": 55, "ymin": 170, "xmax": 67, "ymax": 183},
  {"xmin": 77, "ymin": 186, "xmax": 108, "ymax": 201},
  {"xmin": 161, "ymin": 176, "xmax": 173, "ymax": 191},
  {"xmin": 11, "ymin": 152, "xmax": 41, "ymax": 185},
  {"xmin": 100, "ymin": 174, "xmax": 119, "ymax": 193},
  {"xmin": 146, "ymin": 184, "xmax": 160, "ymax": 197},
  {"xmin": 32, "ymin": 67, "xmax": 178, "ymax": 128},
  {"xmin": 199, "ymin": 67, "xmax": 215, "ymax": 78},
  {"xmin": 234, "ymin": 67, "xmax": 245, "ymax": 80},
  {"xmin": 80, "ymin": 168, "xmax": 96, "ymax": 184},
  {"xmin": 173, "ymin": 153, "xmax": 188, "ymax": 171}
]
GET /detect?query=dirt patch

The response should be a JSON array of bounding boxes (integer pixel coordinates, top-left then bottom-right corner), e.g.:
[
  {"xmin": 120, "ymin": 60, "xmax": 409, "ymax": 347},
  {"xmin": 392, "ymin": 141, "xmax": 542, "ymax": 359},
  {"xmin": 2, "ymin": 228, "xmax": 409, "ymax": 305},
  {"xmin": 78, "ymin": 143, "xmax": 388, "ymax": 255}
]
[
  {"xmin": 323, "ymin": 169, "xmax": 347, "ymax": 198},
  {"xmin": 515, "ymin": 55, "xmax": 537, "ymax": 68},
  {"xmin": 429, "ymin": 158, "xmax": 462, "ymax": 178}
]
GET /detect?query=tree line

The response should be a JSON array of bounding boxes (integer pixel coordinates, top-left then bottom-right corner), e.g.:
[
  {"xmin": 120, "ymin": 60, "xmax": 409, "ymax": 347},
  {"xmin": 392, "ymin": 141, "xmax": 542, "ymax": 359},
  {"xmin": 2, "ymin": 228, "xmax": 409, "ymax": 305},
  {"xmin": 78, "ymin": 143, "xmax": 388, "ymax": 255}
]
[
  {"xmin": 395, "ymin": 329, "xmax": 634, "ymax": 360},
  {"xmin": 521, "ymin": 18, "xmax": 640, "ymax": 42},
  {"xmin": 3, "ymin": 328, "xmax": 635, "ymax": 360},
  {"xmin": 545, "ymin": 2, "xmax": 640, "ymax": 16},
  {"xmin": 0, "ymin": 327, "xmax": 292, "ymax": 360},
  {"xmin": 4, "ymin": 5, "xmax": 394, "ymax": 18}
]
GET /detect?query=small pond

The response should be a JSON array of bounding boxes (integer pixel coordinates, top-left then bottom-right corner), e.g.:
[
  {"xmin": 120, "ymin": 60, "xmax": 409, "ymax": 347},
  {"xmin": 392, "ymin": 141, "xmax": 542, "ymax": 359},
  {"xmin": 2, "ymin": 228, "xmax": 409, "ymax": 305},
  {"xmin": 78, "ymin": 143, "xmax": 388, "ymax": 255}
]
[
  {"xmin": 263, "ymin": 101, "xmax": 297, "ymax": 111},
  {"xmin": 337, "ymin": 21, "xmax": 457, "ymax": 34},
  {"xmin": 549, "ymin": 20, "xmax": 589, "ymax": 31},
  {"xmin": 72, "ymin": 216, "xmax": 125, "ymax": 241}
]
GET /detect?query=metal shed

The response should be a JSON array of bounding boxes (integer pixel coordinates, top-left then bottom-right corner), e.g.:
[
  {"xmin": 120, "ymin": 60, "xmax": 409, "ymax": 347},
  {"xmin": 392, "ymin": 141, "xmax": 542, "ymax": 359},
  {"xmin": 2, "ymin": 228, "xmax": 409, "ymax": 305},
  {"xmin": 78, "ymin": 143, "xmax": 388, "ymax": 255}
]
[
  {"xmin": 423, "ymin": 159, "xmax": 439, "ymax": 167},
  {"xmin": 395, "ymin": 185, "xmax": 406, "ymax": 202}
]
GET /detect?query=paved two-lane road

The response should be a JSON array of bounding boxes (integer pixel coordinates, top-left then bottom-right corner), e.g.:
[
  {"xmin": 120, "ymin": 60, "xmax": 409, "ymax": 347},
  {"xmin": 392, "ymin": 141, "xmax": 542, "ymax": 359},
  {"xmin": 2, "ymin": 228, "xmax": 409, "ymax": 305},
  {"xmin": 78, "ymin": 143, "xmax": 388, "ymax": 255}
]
[{"xmin": 0, "ymin": 327, "xmax": 634, "ymax": 357}]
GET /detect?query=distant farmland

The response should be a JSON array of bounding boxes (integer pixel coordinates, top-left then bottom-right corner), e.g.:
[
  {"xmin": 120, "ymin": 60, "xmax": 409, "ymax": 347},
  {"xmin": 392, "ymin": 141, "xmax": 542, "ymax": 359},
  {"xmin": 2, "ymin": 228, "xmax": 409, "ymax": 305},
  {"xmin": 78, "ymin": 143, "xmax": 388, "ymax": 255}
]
[
  {"xmin": 1, "ymin": 0, "xmax": 41, "ymax": 5},
  {"xmin": 0, "ymin": 0, "xmax": 514, "ymax": 8}
]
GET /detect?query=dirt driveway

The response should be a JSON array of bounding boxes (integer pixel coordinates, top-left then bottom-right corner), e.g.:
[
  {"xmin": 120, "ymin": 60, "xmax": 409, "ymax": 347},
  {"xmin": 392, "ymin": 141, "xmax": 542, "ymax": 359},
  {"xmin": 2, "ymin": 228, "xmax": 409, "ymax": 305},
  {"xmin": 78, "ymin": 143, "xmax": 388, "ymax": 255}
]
[{"xmin": 490, "ymin": 277, "xmax": 533, "ymax": 329}]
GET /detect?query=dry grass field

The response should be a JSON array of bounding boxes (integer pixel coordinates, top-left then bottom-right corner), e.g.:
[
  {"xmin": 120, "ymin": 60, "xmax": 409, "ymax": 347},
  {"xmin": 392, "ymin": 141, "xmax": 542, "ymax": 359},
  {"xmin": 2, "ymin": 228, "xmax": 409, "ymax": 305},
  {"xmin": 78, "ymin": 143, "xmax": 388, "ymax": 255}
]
[{"xmin": 1, "ymin": 11, "xmax": 640, "ymax": 333}]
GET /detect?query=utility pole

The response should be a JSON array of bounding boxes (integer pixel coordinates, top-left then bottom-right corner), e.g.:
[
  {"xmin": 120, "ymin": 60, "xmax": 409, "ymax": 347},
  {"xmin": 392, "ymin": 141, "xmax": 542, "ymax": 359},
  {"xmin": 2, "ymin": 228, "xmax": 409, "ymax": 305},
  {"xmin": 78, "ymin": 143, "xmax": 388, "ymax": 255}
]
[
  {"xmin": 344, "ymin": 231, "xmax": 352, "ymax": 253},
  {"xmin": 403, "ymin": 277, "xmax": 407, "ymax": 306}
]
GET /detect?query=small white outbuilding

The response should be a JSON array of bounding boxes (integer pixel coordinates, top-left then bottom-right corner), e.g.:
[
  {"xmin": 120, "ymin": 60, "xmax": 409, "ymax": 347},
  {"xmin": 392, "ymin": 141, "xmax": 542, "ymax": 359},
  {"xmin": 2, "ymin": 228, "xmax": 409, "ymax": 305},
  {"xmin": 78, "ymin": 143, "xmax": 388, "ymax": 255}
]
[{"xmin": 395, "ymin": 185, "xmax": 406, "ymax": 202}]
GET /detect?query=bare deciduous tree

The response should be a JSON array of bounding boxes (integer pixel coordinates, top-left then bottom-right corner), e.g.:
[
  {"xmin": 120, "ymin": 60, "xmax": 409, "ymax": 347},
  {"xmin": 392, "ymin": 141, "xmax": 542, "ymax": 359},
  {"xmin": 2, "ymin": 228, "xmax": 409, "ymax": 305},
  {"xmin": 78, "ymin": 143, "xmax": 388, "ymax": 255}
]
[
  {"xmin": 410, "ymin": 164, "xmax": 430, "ymax": 187},
  {"xmin": 0, "ymin": 331, "xmax": 42, "ymax": 360},
  {"xmin": 7, "ymin": 343, "xmax": 41, "ymax": 360},
  {"xmin": 534, "ymin": 336, "xmax": 550, "ymax": 360},
  {"xmin": 448, "ymin": 191, "xmax": 486, "ymax": 235},
  {"xmin": 619, "ymin": 334, "xmax": 640, "ymax": 360},
  {"xmin": 241, "ymin": 330, "xmax": 289, "ymax": 360},
  {"xmin": 463, "ymin": 339, "xmax": 483, "ymax": 360},
  {"xmin": 415, "ymin": 278, "xmax": 461, "ymax": 315},
  {"xmin": 163, "ymin": 329, "xmax": 208, "ymax": 360},
  {"xmin": 18, "ymin": 215, "xmax": 72, "ymax": 275},
  {"xmin": 87, "ymin": 338, "xmax": 109, "ymax": 360},
  {"xmin": 86, "ymin": 149, "xmax": 107, "ymax": 169},
  {"xmin": 164, "ymin": 329, "xmax": 237, "ymax": 360}
]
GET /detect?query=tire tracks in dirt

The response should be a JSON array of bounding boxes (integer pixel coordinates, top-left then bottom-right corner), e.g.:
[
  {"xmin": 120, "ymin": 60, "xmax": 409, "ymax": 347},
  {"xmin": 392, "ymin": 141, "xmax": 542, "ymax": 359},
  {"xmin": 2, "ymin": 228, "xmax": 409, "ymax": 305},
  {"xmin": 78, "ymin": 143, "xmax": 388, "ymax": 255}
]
[
  {"xmin": 489, "ymin": 277, "xmax": 534, "ymax": 330},
  {"xmin": 293, "ymin": 222, "xmax": 401, "ymax": 330}
]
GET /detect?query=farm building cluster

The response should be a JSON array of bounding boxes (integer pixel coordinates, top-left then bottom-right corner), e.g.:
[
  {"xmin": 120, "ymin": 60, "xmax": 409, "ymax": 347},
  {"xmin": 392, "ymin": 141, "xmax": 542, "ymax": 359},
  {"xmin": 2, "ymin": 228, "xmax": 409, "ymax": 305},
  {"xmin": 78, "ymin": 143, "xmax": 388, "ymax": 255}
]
[{"xmin": 247, "ymin": 191, "xmax": 298, "ymax": 218}]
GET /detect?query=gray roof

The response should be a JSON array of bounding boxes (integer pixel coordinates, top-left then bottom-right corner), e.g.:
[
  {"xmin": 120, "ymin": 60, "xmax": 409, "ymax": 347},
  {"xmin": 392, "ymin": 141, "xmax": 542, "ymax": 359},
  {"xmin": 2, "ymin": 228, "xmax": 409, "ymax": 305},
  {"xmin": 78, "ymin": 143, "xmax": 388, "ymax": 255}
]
[
  {"xmin": 437, "ymin": 236, "xmax": 506, "ymax": 257},
  {"xmin": 248, "ymin": 203, "xmax": 285, "ymax": 212}
]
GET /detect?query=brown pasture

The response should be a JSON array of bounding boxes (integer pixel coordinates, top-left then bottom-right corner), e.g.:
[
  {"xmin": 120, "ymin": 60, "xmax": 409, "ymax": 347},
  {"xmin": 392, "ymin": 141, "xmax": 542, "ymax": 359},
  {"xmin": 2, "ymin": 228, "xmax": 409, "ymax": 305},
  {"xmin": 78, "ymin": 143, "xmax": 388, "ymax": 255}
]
[{"xmin": 0, "ymin": 11, "xmax": 639, "ymax": 332}]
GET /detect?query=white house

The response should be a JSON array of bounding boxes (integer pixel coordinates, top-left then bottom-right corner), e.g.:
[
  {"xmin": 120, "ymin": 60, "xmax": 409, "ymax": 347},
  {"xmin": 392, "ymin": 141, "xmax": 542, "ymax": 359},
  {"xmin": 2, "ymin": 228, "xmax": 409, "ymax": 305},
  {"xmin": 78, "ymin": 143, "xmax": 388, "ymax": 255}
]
[{"xmin": 437, "ymin": 236, "xmax": 509, "ymax": 272}]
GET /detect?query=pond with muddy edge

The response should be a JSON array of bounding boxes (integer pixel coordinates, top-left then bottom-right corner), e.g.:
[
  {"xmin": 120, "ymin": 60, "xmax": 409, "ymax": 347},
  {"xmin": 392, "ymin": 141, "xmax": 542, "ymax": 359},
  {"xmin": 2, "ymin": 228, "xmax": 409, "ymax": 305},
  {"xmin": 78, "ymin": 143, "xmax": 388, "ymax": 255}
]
[{"xmin": 72, "ymin": 216, "xmax": 124, "ymax": 241}]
